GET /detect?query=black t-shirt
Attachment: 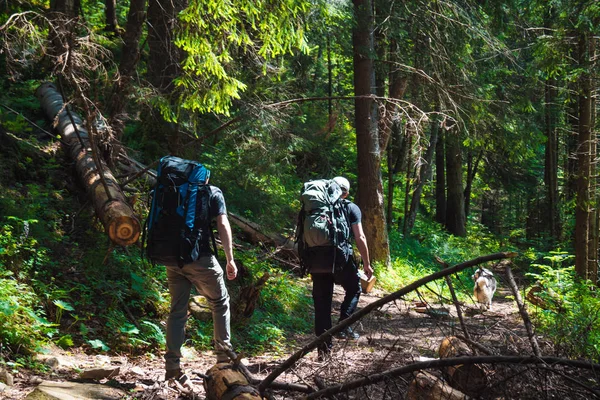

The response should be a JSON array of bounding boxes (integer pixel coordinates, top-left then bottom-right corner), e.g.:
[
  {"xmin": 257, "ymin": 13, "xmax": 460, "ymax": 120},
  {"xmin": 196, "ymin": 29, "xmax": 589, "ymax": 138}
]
[
  {"xmin": 345, "ymin": 200, "xmax": 361, "ymax": 227},
  {"xmin": 208, "ymin": 185, "xmax": 227, "ymax": 220},
  {"xmin": 340, "ymin": 200, "xmax": 361, "ymax": 258}
]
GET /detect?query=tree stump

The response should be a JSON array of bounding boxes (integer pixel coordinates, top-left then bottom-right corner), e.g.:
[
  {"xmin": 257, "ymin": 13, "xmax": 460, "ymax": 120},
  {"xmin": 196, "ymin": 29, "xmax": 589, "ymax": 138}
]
[
  {"xmin": 438, "ymin": 336, "xmax": 486, "ymax": 396},
  {"xmin": 406, "ymin": 371, "xmax": 471, "ymax": 400},
  {"xmin": 189, "ymin": 295, "xmax": 212, "ymax": 322},
  {"xmin": 233, "ymin": 272, "xmax": 270, "ymax": 322},
  {"xmin": 203, "ymin": 363, "xmax": 263, "ymax": 400}
]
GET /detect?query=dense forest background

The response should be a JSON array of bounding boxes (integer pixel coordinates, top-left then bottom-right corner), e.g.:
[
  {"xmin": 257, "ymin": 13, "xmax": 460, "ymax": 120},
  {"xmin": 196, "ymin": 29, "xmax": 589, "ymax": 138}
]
[{"xmin": 1, "ymin": 0, "xmax": 600, "ymax": 398}]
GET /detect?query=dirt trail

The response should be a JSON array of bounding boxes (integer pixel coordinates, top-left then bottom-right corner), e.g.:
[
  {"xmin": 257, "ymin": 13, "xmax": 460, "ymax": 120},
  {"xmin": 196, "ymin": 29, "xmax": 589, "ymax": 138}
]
[{"xmin": 1, "ymin": 274, "xmax": 590, "ymax": 399}]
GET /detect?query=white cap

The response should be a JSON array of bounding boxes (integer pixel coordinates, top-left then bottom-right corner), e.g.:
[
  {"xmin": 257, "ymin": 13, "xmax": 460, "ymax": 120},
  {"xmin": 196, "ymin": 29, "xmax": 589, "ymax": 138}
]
[{"xmin": 333, "ymin": 176, "xmax": 350, "ymax": 192}]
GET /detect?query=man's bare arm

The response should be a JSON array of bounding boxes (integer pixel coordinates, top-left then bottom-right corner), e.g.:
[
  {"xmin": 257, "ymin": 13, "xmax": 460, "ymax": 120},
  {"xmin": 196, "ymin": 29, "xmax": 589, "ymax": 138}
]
[
  {"xmin": 351, "ymin": 223, "xmax": 373, "ymax": 279},
  {"xmin": 216, "ymin": 214, "xmax": 237, "ymax": 280}
]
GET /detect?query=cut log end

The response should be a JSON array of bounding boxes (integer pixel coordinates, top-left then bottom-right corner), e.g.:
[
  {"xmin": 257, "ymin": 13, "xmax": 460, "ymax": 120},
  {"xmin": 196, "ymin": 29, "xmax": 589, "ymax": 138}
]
[
  {"xmin": 438, "ymin": 336, "xmax": 487, "ymax": 396},
  {"xmin": 107, "ymin": 216, "xmax": 140, "ymax": 246}
]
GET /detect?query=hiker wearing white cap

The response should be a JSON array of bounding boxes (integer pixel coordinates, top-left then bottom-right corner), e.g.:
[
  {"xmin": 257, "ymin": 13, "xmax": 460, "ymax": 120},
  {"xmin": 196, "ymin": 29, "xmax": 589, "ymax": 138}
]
[{"xmin": 310, "ymin": 176, "xmax": 373, "ymax": 358}]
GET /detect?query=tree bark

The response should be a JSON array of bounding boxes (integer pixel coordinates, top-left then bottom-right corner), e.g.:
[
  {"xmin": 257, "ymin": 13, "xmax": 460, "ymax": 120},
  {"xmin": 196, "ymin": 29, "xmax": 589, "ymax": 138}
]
[
  {"xmin": 104, "ymin": 0, "xmax": 118, "ymax": 32},
  {"xmin": 108, "ymin": 0, "xmax": 147, "ymax": 141},
  {"xmin": 36, "ymin": 83, "xmax": 140, "ymax": 247},
  {"xmin": 50, "ymin": 0, "xmax": 80, "ymax": 16},
  {"xmin": 544, "ymin": 79, "xmax": 560, "ymax": 244},
  {"xmin": 352, "ymin": 0, "xmax": 390, "ymax": 265},
  {"xmin": 377, "ymin": 40, "xmax": 408, "ymax": 154},
  {"xmin": 463, "ymin": 150, "xmax": 482, "ymax": 218},
  {"xmin": 146, "ymin": 0, "xmax": 186, "ymax": 92},
  {"xmin": 435, "ymin": 130, "xmax": 446, "ymax": 225},
  {"xmin": 575, "ymin": 32, "xmax": 592, "ymax": 280},
  {"xmin": 445, "ymin": 131, "xmax": 466, "ymax": 236},
  {"xmin": 587, "ymin": 36, "xmax": 597, "ymax": 284},
  {"xmin": 406, "ymin": 116, "xmax": 439, "ymax": 235}
]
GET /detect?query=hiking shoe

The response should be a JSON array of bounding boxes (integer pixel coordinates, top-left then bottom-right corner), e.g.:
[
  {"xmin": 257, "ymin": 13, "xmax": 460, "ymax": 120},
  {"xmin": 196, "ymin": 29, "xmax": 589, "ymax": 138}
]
[
  {"xmin": 336, "ymin": 327, "xmax": 359, "ymax": 340},
  {"xmin": 317, "ymin": 348, "xmax": 331, "ymax": 362},
  {"xmin": 216, "ymin": 355, "xmax": 230, "ymax": 363},
  {"xmin": 317, "ymin": 343, "xmax": 332, "ymax": 362},
  {"xmin": 165, "ymin": 368, "xmax": 184, "ymax": 381},
  {"xmin": 165, "ymin": 369, "xmax": 195, "ymax": 391}
]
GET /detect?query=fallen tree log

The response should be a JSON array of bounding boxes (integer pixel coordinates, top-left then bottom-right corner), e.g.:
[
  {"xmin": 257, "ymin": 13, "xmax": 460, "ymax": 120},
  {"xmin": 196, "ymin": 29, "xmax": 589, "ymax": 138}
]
[
  {"xmin": 35, "ymin": 82, "xmax": 140, "ymax": 246},
  {"xmin": 228, "ymin": 212, "xmax": 295, "ymax": 251},
  {"xmin": 438, "ymin": 337, "xmax": 486, "ymax": 396}
]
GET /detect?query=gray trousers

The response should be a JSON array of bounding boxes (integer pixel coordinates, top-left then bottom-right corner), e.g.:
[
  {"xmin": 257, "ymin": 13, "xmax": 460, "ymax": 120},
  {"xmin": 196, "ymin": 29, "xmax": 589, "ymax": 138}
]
[{"xmin": 164, "ymin": 255, "xmax": 231, "ymax": 370}]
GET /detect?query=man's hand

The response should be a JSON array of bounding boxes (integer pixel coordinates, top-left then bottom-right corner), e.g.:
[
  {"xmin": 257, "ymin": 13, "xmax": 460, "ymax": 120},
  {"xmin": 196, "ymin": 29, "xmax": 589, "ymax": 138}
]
[
  {"xmin": 363, "ymin": 262, "xmax": 374, "ymax": 280},
  {"xmin": 226, "ymin": 260, "xmax": 238, "ymax": 280}
]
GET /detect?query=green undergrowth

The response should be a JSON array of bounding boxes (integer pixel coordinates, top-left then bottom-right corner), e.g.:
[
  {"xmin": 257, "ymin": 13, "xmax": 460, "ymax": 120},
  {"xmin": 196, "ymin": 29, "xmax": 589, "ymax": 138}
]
[
  {"xmin": 376, "ymin": 216, "xmax": 509, "ymax": 305},
  {"xmin": 526, "ymin": 251, "xmax": 600, "ymax": 360},
  {"xmin": 0, "ymin": 133, "xmax": 314, "ymax": 362}
]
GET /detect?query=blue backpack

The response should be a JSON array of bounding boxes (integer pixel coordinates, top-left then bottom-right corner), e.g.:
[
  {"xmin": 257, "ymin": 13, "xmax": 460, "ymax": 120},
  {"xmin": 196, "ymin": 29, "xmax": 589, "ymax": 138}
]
[{"xmin": 143, "ymin": 156, "xmax": 217, "ymax": 266}]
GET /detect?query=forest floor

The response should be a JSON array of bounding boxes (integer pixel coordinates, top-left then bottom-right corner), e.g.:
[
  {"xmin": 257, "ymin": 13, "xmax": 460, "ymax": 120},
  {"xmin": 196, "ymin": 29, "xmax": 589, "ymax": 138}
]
[{"xmin": 2, "ymin": 266, "xmax": 596, "ymax": 400}]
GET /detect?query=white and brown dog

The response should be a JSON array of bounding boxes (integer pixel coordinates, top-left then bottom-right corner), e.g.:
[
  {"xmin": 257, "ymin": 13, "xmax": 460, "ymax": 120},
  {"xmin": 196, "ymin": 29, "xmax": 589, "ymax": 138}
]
[{"xmin": 472, "ymin": 267, "xmax": 497, "ymax": 311}]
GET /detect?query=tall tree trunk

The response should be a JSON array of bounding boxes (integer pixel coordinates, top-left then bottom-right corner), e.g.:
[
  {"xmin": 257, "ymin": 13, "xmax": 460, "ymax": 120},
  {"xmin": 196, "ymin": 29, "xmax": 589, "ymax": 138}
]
[
  {"xmin": 108, "ymin": 0, "xmax": 147, "ymax": 141},
  {"xmin": 575, "ymin": 32, "xmax": 592, "ymax": 280},
  {"xmin": 327, "ymin": 34, "xmax": 333, "ymax": 126},
  {"xmin": 51, "ymin": 0, "xmax": 80, "ymax": 16},
  {"xmin": 445, "ymin": 131, "xmax": 466, "ymax": 237},
  {"xmin": 566, "ymin": 87, "xmax": 579, "ymax": 203},
  {"xmin": 464, "ymin": 150, "xmax": 482, "ymax": 218},
  {"xmin": 435, "ymin": 130, "xmax": 446, "ymax": 225},
  {"xmin": 405, "ymin": 116, "xmax": 439, "ymax": 235},
  {"xmin": 587, "ymin": 36, "xmax": 597, "ymax": 284},
  {"xmin": 352, "ymin": 0, "xmax": 390, "ymax": 265},
  {"xmin": 389, "ymin": 122, "xmax": 404, "ymax": 229},
  {"xmin": 146, "ymin": 0, "xmax": 188, "ymax": 153},
  {"xmin": 402, "ymin": 127, "xmax": 414, "ymax": 235},
  {"xmin": 544, "ymin": 79, "xmax": 560, "ymax": 244},
  {"xmin": 378, "ymin": 41, "xmax": 408, "ymax": 154},
  {"xmin": 146, "ymin": 0, "xmax": 187, "ymax": 92},
  {"xmin": 104, "ymin": 0, "xmax": 118, "ymax": 32},
  {"xmin": 387, "ymin": 124, "xmax": 395, "ymax": 232}
]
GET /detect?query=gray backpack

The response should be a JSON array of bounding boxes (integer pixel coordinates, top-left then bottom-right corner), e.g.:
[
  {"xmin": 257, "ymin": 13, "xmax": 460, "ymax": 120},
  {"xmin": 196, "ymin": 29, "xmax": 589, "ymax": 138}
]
[{"xmin": 295, "ymin": 179, "xmax": 350, "ymax": 274}]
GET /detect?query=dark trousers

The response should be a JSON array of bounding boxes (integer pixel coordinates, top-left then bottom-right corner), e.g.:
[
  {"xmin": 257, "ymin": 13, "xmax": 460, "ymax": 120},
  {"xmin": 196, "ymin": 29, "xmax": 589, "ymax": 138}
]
[{"xmin": 311, "ymin": 260, "xmax": 361, "ymax": 350}]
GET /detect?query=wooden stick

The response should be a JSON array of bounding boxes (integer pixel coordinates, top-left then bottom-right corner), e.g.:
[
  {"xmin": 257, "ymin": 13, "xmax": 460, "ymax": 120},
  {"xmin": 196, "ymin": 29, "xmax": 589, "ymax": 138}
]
[{"xmin": 504, "ymin": 264, "xmax": 541, "ymax": 357}]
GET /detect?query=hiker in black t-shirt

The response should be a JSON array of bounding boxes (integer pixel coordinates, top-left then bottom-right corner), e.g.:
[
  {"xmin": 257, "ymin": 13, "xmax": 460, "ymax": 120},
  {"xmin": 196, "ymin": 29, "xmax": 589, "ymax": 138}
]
[
  {"xmin": 162, "ymin": 183, "xmax": 238, "ymax": 382},
  {"xmin": 311, "ymin": 176, "xmax": 373, "ymax": 360}
]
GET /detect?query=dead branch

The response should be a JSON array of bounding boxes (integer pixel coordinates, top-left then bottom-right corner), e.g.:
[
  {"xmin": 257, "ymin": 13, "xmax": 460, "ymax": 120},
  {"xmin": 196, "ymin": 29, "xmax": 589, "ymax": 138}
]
[
  {"xmin": 454, "ymin": 335, "xmax": 494, "ymax": 356},
  {"xmin": 303, "ymin": 356, "xmax": 600, "ymax": 399},
  {"xmin": 504, "ymin": 264, "xmax": 541, "ymax": 357},
  {"xmin": 228, "ymin": 212, "xmax": 295, "ymax": 251},
  {"xmin": 434, "ymin": 256, "xmax": 470, "ymax": 339},
  {"xmin": 258, "ymin": 252, "xmax": 517, "ymax": 393}
]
